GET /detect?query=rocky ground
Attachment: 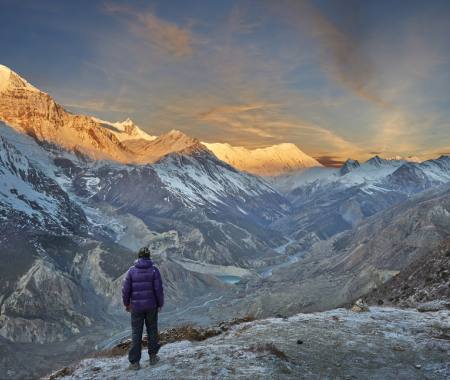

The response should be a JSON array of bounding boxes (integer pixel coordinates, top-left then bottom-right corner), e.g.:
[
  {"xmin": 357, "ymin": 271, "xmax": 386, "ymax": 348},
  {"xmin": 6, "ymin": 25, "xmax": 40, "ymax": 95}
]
[{"xmin": 46, "ymin": 307, "xmax": 450, "ymax": 380}]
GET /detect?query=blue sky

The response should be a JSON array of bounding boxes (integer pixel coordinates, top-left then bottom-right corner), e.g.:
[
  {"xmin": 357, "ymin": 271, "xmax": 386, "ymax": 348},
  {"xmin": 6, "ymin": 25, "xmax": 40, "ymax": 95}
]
[{"xmin": 1, "ymin": 0, "xmax": 450, "ymax": 163}]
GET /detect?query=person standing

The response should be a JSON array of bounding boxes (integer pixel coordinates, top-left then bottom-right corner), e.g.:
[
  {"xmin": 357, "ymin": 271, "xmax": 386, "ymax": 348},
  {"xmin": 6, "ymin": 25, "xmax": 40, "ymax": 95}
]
[{"xmin": 122, "ymin": 247, "xmax": 164, "ymax": 370}]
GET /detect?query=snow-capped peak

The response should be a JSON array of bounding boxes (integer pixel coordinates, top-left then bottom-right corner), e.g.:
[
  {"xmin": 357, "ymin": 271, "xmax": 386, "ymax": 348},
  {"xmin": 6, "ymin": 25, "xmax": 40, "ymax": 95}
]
[
  {"xmin": 365, "ymin": 155, "xmax": 391, "ymax": 167},
  {"xmin": 203, "ymin": 141, "xmax": 322, "ymax": 176},
  {"xmin": 0, "ymin": 64, "xmax": 39, "ymax": 93},
  {"xmin": 92, "ymin": 117, "xmax": 156, "ymax": 142},
  {"xmin": 158, "ymin": 129, "xmax": 199, "ymax": 146},
  {"xmin": 120, "ymin": 129, "xmax": 208, "ymax": 163}
]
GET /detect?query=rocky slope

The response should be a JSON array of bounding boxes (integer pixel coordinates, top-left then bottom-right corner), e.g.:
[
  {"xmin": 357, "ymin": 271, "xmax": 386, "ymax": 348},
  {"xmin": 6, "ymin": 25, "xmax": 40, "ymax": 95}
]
[
  {"xmin": 197, "ymin": 182, "xmax": 450, "ymax": 321},
  {"xmin": 71, "ymin": 136, "xmax": 289, "ymax": 268},
  {"xmin": 366, "ymin": 237, "xmax": 450, "ymax": 307},
  {"xmin": 0, "ymin": 124, "xmax": 234, "ymax": 378},
  {"xmin": 48, "ymin": 307, "xmax": 450, "ymax": 380}
]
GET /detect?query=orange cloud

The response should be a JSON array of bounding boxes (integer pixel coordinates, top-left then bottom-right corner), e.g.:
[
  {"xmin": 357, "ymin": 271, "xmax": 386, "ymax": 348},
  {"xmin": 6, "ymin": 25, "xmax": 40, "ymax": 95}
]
[{"xmin": 198, "ymin": 102, "xmax": 362, "ymax": 155}]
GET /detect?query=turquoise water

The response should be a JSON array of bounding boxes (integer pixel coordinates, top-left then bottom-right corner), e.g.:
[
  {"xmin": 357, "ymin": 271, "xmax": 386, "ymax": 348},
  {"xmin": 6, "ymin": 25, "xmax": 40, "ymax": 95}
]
[{"xmin": 216, "ymin": 275, "xmax": 241, "ymax": 284}]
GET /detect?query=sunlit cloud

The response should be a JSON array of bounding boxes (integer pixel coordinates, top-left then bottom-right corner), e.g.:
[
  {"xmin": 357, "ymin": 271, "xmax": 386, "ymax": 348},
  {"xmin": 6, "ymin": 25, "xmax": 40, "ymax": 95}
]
[
  {"xmin": 62, "ymin": 99, "xmax": 134, "ymax": 113},
  {"xmin": 105, "ymin": 3, "xmax": 196, "ymax": 58},
  {"xmin": 9, "ymin": 0, "xmax": 449, "ymax": 161},
  {"xmin": 198, "ymin": 102, "xmax": 362, "ymax": 156}
]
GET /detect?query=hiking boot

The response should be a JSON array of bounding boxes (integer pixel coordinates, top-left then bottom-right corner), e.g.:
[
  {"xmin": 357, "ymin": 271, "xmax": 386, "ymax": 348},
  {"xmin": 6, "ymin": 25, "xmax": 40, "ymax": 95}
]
[
  {"xmin": 149, "ymin": 354, "xmax": 160, "ymax": 366},
  {"xmin": 128, "ymin": 362, "xmax": 140, "ymax": 370}
]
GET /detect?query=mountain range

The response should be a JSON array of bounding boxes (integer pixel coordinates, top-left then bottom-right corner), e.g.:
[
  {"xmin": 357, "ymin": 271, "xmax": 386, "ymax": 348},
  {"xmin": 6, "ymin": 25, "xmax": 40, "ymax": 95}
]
[
  {"xmin": 1, "ymin": 63, "xmax": 450, "ymax": 379},
  {"xmin": 0, "ymin": 64, "xmax": 321, "ymax": 176}
]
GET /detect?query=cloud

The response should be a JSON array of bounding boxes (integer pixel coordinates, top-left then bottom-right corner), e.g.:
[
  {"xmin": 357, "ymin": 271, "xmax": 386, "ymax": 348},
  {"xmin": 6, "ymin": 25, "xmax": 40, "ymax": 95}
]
[
  {"xmin": 269, "ymin": 0, "xmax": 389, "ymax": 108},
  {"xmin": 199, "ymin": 103, "xmax": 278, "ymax": 139},
  {"xmin": 228, "ymin": 5, "xmax": 261, "ymax": 34},
  {"xmin": 315, "ymin": 156, "xmax": 345, "ymax": 167},
  {"xmin": 198, "ymin": 102, "xmax": 361, "ymax": 156},
  {"xmin": 105, "ymin": 3, "xmax": 195, "ymax": 58},
  {"xmin": 62, "ymin": 98, "xmax": 134, "ymax": 114}
]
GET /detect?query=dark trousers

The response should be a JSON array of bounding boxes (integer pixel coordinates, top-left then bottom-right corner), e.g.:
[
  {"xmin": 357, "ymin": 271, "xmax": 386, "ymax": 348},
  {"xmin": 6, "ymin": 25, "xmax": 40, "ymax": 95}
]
[{"xmin": 129, "ymin": 309, "xmax": 160, "ymax": 363}]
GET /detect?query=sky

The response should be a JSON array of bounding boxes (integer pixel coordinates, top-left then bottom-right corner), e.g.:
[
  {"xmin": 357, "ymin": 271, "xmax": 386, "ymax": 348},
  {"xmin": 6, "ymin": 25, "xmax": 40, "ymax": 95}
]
[{"xmin": 1, "ymin": 0, "xmax": 450, "ymax": 165}]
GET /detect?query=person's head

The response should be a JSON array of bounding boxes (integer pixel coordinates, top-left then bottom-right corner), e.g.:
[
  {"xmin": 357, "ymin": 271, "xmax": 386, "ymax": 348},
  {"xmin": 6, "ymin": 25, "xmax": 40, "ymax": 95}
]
[{"xmin": 138, "ymin": 246, "xmax": 151, "ymax": 259}]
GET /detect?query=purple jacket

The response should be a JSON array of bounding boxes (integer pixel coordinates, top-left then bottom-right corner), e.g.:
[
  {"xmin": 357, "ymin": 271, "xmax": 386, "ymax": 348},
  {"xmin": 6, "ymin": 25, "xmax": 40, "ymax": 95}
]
[{"xmin": 122, "ymin": 258, "xmax": 164, "ymax": 312}]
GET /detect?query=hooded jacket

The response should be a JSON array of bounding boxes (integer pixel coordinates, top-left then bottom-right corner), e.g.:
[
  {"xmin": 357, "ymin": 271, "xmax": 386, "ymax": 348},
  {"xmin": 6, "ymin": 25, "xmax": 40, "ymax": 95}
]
[{"xmin": 122, "ymin": 258, "xmax": 164, "ymax": 312}]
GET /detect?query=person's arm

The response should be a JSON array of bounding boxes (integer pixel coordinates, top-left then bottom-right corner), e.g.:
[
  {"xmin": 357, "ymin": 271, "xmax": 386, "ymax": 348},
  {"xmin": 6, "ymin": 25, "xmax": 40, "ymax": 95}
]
[
  {"xmin": 153, "ymin": 267, "xmax": 164, "ymax": 309},
  {"xmin": 122, "ymin": 270, "xmax": 132, "ymax": 311}
]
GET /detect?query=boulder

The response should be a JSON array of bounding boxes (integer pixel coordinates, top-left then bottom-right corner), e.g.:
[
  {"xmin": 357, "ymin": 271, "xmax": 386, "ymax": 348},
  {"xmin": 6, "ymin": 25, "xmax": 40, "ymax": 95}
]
[{"xmin": 351, "ymin": 299, "xmax": 369, "ymax": 312}]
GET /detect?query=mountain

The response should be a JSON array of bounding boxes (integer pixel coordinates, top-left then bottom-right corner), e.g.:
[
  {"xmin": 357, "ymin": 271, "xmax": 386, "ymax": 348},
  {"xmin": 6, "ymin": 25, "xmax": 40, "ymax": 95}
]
[
  {"xmin": 122, "ymin": 129, "xmax": 206, "ymax": 163},
  {"xmin": 73, "ymin": 140, "xmax": 289, "ymax": 267},
  {"xmin": 92, "ymin": 117, "xmax": 156, "ymax": 142},
  {"xmin": 0, "ymin": 64, "xmax": 320, "ymax": 175},
  {"xmin": 3, "ymin": 63, "xmax": 450, "ymax": 379},
  {"xmin": 0, "ymin": 123, "xmax": 87, "ymax": 233},
  {"xmin": 0, "ymin": 65, "xmax": 139, "ymax": 162},
  {"xmin": 204, "ymin": 182, "xmax": 450, "ymax": 322},
  {"xmin": 267, "ymin": 154, "xmax": 450, "ymax": 251},
  {"xmin": 203, "ymin": 142, "xmax": 322, "ymax": 176},
  {"xmin": 339, "ymin": 159, "xmax": 360, "ymax": 175}
]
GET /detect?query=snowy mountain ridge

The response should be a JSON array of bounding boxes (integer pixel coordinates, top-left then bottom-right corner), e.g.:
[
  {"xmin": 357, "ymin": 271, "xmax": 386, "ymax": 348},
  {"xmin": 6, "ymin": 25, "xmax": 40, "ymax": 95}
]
[
  {"xmin": 91, "ymin": 117, "xmax": 156, "ymax": 142},
  {"xmin": 0, "ymin": 64, "xmax": 321, "ymax": 175},
  {"xmin": 203, "ymin": 141, "xmax": 322, "ymax": 176},
  {"xmin": 271, "ymin": 154, "xmax": 449, "ymax": 194},
  {"xmin": 0, "ymin": 64, "xmax": 39, "ymax": 93}
]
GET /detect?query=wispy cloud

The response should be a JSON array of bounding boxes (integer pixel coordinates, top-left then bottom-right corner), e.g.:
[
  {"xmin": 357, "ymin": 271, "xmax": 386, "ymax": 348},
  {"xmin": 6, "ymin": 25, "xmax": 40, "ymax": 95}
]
[
  {"xmin": 228, "ymin": 5, "xmax": 261, "ymax": 35},
  {"xmin": 105, "ymin": 3, "xmax": 195, "ymax": 58},
  {"xmin": 198, "ymin": 101, "xmax": 361, "ymax": 156},
  {"xmin": 62, "ymin": 98, "xmax": 134, "ymax": 114},
  {"xmin": 199, "ymin": 103, "xmax": 279, "ymax": 139},
  {"xmin": 269, "ymin": 0, "xmax": 389, "ymax": 108}
]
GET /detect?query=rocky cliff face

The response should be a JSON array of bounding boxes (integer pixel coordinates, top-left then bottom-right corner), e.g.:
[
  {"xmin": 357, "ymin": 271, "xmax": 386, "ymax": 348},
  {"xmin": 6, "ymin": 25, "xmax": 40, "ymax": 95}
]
[{"xmin": 0, "ymin": 66, "xmax": 135, "ymax": 162}]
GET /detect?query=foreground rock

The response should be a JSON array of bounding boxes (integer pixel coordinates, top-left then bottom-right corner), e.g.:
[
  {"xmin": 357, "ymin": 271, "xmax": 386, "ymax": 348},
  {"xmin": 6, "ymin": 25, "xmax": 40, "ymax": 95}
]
[{"xmin": 47, "ymin": 307, "xmax": 450, "ymax": 380}]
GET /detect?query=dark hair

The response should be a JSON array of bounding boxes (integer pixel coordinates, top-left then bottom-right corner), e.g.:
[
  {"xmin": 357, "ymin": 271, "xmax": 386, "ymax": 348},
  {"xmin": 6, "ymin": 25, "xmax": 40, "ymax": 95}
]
[{"xmin": 138, "ymin": 246, "xmax": 151, "ymax": 258}]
